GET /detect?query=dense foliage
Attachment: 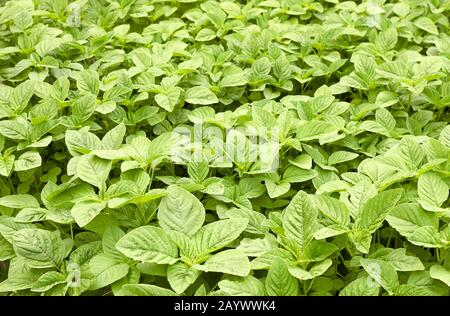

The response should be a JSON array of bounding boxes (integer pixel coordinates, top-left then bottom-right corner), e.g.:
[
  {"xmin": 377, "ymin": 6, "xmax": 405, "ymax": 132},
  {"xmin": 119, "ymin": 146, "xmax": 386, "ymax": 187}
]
[{"xmin": 0, "ymin": 0, "xmax": 449, "ymax": 296}]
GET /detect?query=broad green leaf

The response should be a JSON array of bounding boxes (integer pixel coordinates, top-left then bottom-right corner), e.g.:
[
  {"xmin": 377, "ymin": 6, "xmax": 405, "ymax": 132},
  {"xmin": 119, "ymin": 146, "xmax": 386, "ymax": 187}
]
[
  {"xmin": 194, "ymin": 249, "xmax": 250, "ymax": 277},
  {"xmin": 167, "ymin": 262, "xmax": 201, "ymax": 294},
  {"xmin": 102, "ymin": 123, "xmax": 126, "ymax": 150},
  {"xmin": 0, "ymin": 118, "xmax": 29, "ymax": 140},
  {"xmin": 328, "ymin": 151, "xmax": 359, "ymax": 165},
  {"xmin": 265, "ymin": 180, "xmax": 290, "ymax": 199},
  {"xmin": 116, "ymin": 226, "xmax": 178, "ymax": 264},
  {"xmin": 314, "ymin": 195, "xmax": 350, "ymax": 226},
  {"xmin": 288, "ymin": 259, "xmax": 332, "ymax": 280},
  {"xmin": 296, "ymin": 121, "xmax": 339, "ymax": 142},
  {"xmin": 265, "ymin": 258, "xmax": 298, "ymax": 296},
  {"xmin": 71, "ymin": 198, "xmax": 107, "ymax": 227},
  {"xmin": 218, "ymin": 275, "xmax": 266, "ymax": 296},
  {"xmin": 65, "ymin": 129, "xmax": 102, "ymax": 157},
  {"xmin": 0, "ymin": 194, "xmax": 39, "ymax": 209},
  {"xmin": 158, "ymin": 185, "xmax": 205, "ymax": 236},
  {"xmin": 417, "ymin": 172, "xmax": 448, "ymax": 211},
  {"xmin": 386, "ymin": 203, "xmax": 439, "ymax": 237},
  {"xmin": 185, "ymin": 86, "xmax": 218, "ymax": 105},
  {"xmin": 360, "ymin": 259, "xmax": 399, "ymax": 295},
  {"xmin": 340, "ymin": 275, "xmax": 380, "ymax": 296},
  {"xmin": 89, "ymin": 254, "xmax": 129, "ymax": 290},
  {"xmin": 407, "ymin": 226, "xmax": 444, "ymax": 248},
  {"xmin": 103, "ymin": 226, "xmax": 126, "ymax": 261},
  {"xmin": 354, "ymin": 189, "xmax": 403, "ymax": 233},
  {"xmin": 76, "ymin": 155, "xmax": 112, "ymax": 188},
  {"xmin": 155, "ymin": 89, "xmax": 180, "ymax": 112},
  {"xmin": 0, "ymin": 234, "xmax": 14, "ymax": 261},
  {"xmin": 0, "ymin": 153, "xmax": 14, "ymax": 176},
  {"xmin": 76, "ymin": 70, "xmax": 100, "ymax": 95},
  {"xmin": 282, "ymin": 166, "xmax": 317, "ymax": 183},
  {"xmin": 282, "ymin": 191, "xmax": 318, "ymax": 249},
  {"xmin": 370, "ymin": 248, "xmax": 424, "ymax": 271},
  {"xmin": 194, "ymin": 218, "xmax": 248, "ymax": 254},
  {"xmin": 12, "ymin": 229, "xmax": 66, "ymax": 269},
  {"xmin": 414, "ymin": 17, "xmax": 439, "ymax": 35},
  {"xmin": 31, "ymin": 271, "xmax": 66, "ymax": 292},
  {"xmin": 430, "ymin": 265, "xmax": 450, "ymax": 286},
  {"xmin": 13, "ymin": 151, "xmax": 42, "ymax": 171}
]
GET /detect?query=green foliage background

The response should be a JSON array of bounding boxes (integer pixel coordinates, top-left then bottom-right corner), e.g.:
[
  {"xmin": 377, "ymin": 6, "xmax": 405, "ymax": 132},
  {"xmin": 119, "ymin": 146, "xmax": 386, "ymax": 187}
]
[{"xmin": 0, "ymin": 0, "xmax": 449, "ymax": 296}]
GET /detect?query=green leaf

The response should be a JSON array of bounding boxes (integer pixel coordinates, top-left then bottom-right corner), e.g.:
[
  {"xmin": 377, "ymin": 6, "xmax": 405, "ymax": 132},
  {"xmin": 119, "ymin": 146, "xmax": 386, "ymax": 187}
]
[
  {"xmin": 14, "ymin": 151, "xmax": 42, "ymax": 171},
  {"xmin": 31, "ymin": 271, "xmax": 66, "ymax": 292},
  {"xmin": 102, "ymin": 123, "xmax": 126, "ymax": 150},
  {"xmin": 185, "ymin": 86, "xmax": 218, "ymax": 105},
  {"xmin": 288, "ymin": 259, "xmax": 333, "ymax": 280},
  {"xmin": 155, "ymin": 89, "xmax": 180, "ymax": 112},
  {"xmin": 12, "ymin": 229, "xmax": 66, "ymax": 269},
  {"xmin": 0, "ymin": 153, "xmax": 14, "ymax": 176},
  {"xmin": 71, "ymin": 197, "xmax": 106, "ymax": 227},
  {"xmin": 252, "ymin": 57, "xmax": 271, "ymax": 76},
  {"xmin": 282, "ymin": 191, "xmax": 318, "ymax": 249},
  {"xmin": 0, "ymin": 194, "xmax": 39, "ymax": 209},
  {"xmin": 116, "ymin": 226, "xmax": 178, "ymax": 264},
  {"xmin": 76, "ymin": 70, "xmax": 100, "ymax": 95},
  {"xmin": 65, "ymin": 129, "xmax": 102, "ymax": 157},
  {"xmin": 194, "ymin": 249, "xmax": 250, "ymax": 277},
  {"xmin": 10, "ymin": 80, "xmax": 34, "ymax": 114},
  {"xmin": 103, "ymin": 225, "xmax": 126, "ymax": 261},
  {"xmin": 158, "ymin": 185, "xmax": 205, "ymax": 237},
  {"xmin": 265, "ymin": 258, "xmax": 298, "ymax": 296},
  {"xmin": 71, "ymin": 95, "xmax": 96, "ymax": 122},
  {"xmin": 354, "ymin": 189, "xmax": 403, "ymax": 233},
  {"xmin": 218, "ymin": 275, "xmax": 266, "ymax": 296},
  {"xmin": 0, "ymin": 234, "xmax": 14, "ymax": 261},
  {"xmin": 167, "ymin": 262, "xmax": 201, "ymax": 294},
  {"xmin": 296, "ymin": 121, "xmax": 339, "ymax": 142},
  {"xmin": 15, "ymin": 208, "xmax": 47, "ymax": 223},
  {"xmin": 282, "ymin": 166, "xmax": 317, "ymax": 183},
  {"xmin": 194, "ymin": 218, "xmax": 248, "ymax": 254},
  {"xmin": 188, "ymin": 161, "xmax": 209, "ymax": 183},
  {"xmin": 289, "ymin": 155, "xmax": 312, "ymax": 169},
  {"xmin": 89, "ymin": 254, "xmax": 129, "ymax": 290},
  {"xmin": 76, "ymin": 155, "xmax": 112, "ymax": 188},
  {"xmin": 407, "ymin": 226, "xmax": 444, "ymax": 248},
  {"xmin": 360, "ymin": 259, "xmax": 399, "ymax": 294},
  {"xmin": 117, "ymin": 284, "xmax": 177, "ymax": 296},
  {"xmin": 414, "ymin": 17, "xmax": 439, "ymax": 35},
  {"xmin": 314, "ymin": 195, "xmax": 350, "ymax": 226},
  {"xmin": 370, "ymin": 248, "xmax": 424, "ymax": 271},
  {"xmin": 417, "ymin": 172, "xmax": 448, "ymax": 211},
  {"xmin": 220, "ymin": 73, "xmax": 248, "ymax": 87},
  {"xmin": 340, "ymin": 275, "xmax": 380, "ymax": 296},
  {"xmin": 386, "ymin": 203, "xmax": 439, "ymax": 237},
  {"xmin": 328, "ymin": 151, "xmax": 359, "ymax": 165},
  {"xmin": 265, "ymin": 180, "xmax": 290, "ymax": 199},
  {"xmin": 0, "ymin": 118, "xmax": 29, "ymax": 140},
  {"xmin": 430, "ymin": 265, "xmax": 450, "ymax": 286},
  {"xmin": 195, "ymin": 28, "xmax": 216, "ymax": 41}
]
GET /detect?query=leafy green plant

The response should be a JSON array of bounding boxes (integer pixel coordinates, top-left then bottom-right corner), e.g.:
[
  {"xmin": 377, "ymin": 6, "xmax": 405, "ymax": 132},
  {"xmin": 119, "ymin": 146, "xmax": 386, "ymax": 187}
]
[{"xmin": 0, "ymin": 0, "xmax": 449, "ymax": 296}]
